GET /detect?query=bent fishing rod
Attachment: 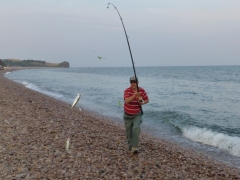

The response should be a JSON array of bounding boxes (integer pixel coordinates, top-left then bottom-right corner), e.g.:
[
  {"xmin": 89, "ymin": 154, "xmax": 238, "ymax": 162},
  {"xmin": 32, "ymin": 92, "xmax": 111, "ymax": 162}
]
[{"xmin": 107, "ymin": 3, "xmax": 143, "ymax": 115}]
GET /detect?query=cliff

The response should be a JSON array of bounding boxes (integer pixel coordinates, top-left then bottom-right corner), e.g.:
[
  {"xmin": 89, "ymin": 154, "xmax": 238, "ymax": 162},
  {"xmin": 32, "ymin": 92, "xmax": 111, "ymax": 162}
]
[{"xmin": 2, "ymin": 59, "xmax": 69, "ymax": 68}]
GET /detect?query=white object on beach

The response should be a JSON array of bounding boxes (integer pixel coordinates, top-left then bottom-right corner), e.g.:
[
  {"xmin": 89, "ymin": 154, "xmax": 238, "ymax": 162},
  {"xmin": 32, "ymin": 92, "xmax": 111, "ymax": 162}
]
[
  {"xmin": 71, "ymin": 93, "xmax": 81, "ymax": 108},
  {"xmin": 79, "ymin": 108, "xmax": 82, "ymax": 111},
  {"xmin": 66, "ymin": 138, "xmax": 70, "ymax": 152}
]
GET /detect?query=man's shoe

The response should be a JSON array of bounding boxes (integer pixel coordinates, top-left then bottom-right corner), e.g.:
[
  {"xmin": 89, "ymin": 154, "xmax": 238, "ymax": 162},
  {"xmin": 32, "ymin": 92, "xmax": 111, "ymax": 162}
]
[{"xmin": 131, "ymin": 147, "xmax": 139, "ymax": 154}]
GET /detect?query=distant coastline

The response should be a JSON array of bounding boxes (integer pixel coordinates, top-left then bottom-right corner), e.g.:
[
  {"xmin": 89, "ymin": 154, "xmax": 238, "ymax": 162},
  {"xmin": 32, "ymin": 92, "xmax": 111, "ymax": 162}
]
[
  {"xmin": 0, "ymin": 58, "xmax": 69, "ymax": 68},
  {"xmin": 2, "ymin": 66, "xmax": 68, "ymax": 71}
]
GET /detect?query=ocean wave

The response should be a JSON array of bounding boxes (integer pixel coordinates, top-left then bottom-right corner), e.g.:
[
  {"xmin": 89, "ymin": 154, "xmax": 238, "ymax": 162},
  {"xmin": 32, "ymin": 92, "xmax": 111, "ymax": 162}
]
[
  {"xmin": 4, "ymin": 72, "xmax": 11, "ymax": 75},
  {"xmin": 143, "ymin": 110, "xmax": 186, "ymax": 135},
  {"xmin": 24, "ymin": 82, "xmax": 64, "ymax": 99},
  {"xmin": 22, "ymin": 81, "xmax": 29, "ymax": 86},
  {"xmin": 182, "ymin": 126, "xmax": 240, "ymax": 157}
]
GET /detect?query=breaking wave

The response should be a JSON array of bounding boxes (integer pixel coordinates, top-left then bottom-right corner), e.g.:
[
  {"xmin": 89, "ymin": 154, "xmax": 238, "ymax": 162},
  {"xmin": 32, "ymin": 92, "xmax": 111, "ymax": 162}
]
[
  {"xmin": 23, "ymin": 81, "xmax": 64, "ymax": 99},
  {"xmin": 182, "ymin": 126, "xmax": 240, "ymax": 157}
]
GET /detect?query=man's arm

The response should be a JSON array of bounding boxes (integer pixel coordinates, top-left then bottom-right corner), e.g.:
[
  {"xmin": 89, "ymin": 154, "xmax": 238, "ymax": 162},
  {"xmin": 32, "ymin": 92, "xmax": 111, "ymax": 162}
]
[{"xmin": 124, "ymin": 91, "xmax": 139, "ymax": 104}]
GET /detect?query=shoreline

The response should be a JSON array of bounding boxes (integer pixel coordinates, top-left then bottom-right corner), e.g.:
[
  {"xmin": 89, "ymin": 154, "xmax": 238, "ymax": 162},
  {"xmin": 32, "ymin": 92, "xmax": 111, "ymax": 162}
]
[{"xmin": 1, "ymin": 70, "xmax": 240, "ymax": 179}]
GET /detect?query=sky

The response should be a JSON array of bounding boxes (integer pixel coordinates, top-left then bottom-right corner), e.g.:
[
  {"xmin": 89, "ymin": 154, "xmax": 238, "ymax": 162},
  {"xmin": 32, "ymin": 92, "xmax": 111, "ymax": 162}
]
[{"xmin": 0, "ymin": 0, "xmax": 239, "ymax": 67}]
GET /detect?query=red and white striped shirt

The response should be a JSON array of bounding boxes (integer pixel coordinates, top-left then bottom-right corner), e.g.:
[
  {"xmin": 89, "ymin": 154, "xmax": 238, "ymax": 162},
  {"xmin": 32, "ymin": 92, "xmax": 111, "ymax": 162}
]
[{"xmin": 124, "ymin": 87, "xmax": 148, "ymax": 115}]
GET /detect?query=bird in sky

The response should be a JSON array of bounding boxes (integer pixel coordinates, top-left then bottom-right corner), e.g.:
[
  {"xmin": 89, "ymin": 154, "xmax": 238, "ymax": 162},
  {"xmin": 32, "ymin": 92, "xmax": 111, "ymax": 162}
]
[{"xmin": 98, "ymin": 56, "xmax": 106, "ymax": 60}]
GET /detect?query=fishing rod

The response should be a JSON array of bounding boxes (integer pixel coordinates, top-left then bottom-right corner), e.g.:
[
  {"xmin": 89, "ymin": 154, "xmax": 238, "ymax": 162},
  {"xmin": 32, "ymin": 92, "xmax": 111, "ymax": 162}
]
[{"xmin": 107, "ymin": 3, "xmax": 143, "ymax": 115}]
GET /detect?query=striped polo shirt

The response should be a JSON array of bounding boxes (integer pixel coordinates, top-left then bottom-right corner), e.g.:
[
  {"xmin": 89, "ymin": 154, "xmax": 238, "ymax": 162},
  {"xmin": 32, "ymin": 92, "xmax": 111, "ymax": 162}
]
[{"xmin": 124, "ymin": 87, "xmax": 148, "ymax": 115}]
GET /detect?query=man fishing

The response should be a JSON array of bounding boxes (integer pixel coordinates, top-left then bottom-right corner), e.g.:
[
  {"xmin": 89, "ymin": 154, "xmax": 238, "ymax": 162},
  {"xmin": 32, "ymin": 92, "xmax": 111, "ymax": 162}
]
[
  {"xmin": 107, "ymin": 4, "xmax": 149, "ymax": 153},
  {"xmin": 123, "ymin": 76, "xmax": 149, "ymax": 154}
]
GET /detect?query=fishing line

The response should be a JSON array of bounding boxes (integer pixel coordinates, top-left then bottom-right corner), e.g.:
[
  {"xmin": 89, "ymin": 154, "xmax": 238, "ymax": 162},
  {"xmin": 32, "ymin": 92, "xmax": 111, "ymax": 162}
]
[{"xmin": 107, "ymin": 3, "xmax": 143, "ymax": 115}]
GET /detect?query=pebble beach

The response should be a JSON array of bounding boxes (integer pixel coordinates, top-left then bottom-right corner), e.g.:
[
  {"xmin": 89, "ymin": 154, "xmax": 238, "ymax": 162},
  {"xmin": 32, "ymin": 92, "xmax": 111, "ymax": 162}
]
[{"xmin": 0, "ymin": 70, "xmax": 240, "ymax": 179}]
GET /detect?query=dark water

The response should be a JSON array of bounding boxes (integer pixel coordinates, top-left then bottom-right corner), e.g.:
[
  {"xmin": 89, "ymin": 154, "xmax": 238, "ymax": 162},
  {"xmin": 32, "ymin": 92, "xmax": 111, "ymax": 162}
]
[{"xmin": 5, "ymin": 66, "xmax": 240, "ymax": 168}]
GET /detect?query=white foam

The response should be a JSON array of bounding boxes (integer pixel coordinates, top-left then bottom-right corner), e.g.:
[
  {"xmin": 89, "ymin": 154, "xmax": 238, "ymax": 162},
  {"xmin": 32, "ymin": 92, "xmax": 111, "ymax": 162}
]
[
  {"xmin": 24, "ymin": 82, "xmax": 63, "ymax": 99},
  {"xmin": 22, "ymin": 81, "xmax": 29, "ymax": 86},
  {"xmin": 183, "ymin": 126, "xmax": 240, "ymax": 157},
  {"xmin": 4, "ymin": 72, "xmax": 11, "ymax": 75}
]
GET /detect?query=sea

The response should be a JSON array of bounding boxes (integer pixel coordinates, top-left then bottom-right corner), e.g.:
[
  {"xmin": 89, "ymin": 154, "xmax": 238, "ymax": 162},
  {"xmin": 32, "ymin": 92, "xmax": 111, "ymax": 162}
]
[{"xmin": 4, "ymin": 66, "xmax": 240, "ymax": 168}]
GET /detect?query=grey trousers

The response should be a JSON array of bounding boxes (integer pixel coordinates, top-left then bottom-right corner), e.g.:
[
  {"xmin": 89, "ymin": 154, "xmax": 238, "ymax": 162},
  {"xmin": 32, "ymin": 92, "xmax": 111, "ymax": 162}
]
[{"xmin": 123, "ymin": 112, "xmax": 142, "ymax": 149}]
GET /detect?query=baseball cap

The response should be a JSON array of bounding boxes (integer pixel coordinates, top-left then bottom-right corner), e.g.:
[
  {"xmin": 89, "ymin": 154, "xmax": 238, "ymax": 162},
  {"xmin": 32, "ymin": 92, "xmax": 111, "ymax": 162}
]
[{"xmin": 129, "ymin": 76, "xmax": 138, "ymax": 82}]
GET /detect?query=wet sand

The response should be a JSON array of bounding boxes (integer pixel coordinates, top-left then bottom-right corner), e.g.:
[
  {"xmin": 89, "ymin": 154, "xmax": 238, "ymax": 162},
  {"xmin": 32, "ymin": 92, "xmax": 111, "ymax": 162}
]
[{"xmin": 0, "ymin": 70, "xmax": 240, "ymax": 179}]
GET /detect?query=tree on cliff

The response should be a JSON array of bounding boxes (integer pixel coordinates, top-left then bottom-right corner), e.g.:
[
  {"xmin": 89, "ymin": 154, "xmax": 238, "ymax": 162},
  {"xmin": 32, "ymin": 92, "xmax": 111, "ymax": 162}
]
[
  {"xmin": 0, "ymin": 59, "xmax": 6, "ymax": 67},
  {"xmin": 58, "ymin": 61, "xmax": 69, "ymax": 68}
]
